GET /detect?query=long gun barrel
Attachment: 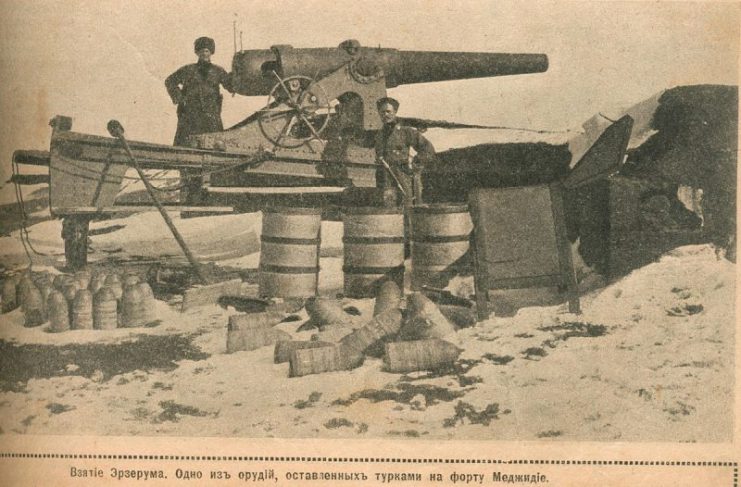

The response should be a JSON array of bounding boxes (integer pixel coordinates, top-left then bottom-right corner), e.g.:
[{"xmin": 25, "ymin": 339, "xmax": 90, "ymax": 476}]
[{"xmin": 231, "ymin": 41, "xmax": 548, "ymax": 96}]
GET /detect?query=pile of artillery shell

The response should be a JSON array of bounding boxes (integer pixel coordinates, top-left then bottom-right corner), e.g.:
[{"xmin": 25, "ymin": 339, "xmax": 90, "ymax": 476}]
[
  {"xmin": 226, "ymin": 310, "xmax": 289, "ymax": 353},
  {"xmin": 71, "ymin": 289, "xmax": 94, "ymax": 330},
  {"xmin": 47, "ymin": 290, "xmax": 70, "ymax": 332},
  {"xmin": 93, "ymin": 287, "xmax": 118, "ymax": 330}
]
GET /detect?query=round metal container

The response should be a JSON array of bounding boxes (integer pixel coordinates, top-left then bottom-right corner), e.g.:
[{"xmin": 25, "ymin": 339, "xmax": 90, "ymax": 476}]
[
  {"xmin": 411, "ymin": 204, "xmax": 472, "ymax": 290},
  {"xmin": 258, "ymin": 207, "xmax": 322, "ymax": 298},
  {"xmin": 342, "ymin": 207, "xmax": 405, "ymax": 298}
]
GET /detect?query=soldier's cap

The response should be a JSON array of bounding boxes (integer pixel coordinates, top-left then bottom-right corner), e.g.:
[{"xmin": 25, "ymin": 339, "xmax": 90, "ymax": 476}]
[
  {"xmin": 376, "ymin": 97, "xmax": 400, "ymax": 111},
  {"xmin": 194, "ymin": 36, "xmax": 216, "ymax": 54}
]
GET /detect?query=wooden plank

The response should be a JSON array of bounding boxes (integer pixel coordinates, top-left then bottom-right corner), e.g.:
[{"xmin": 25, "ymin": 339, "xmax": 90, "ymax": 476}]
[
  {"xmin": 181, "ymin": 279, "xmax": 243, "ymax": 311},
  {"xmin": 13, "ymin": 150, "xmax": 51, "ymax": 166},
  {"xmin": 549, "ymin": 183, "xmax": 580, "ymax": 313},
  {"xmin": 487, "ymin": 274, "xmax": 565, "ymax": 290},
  {"xmin": 563, "ymin": 115, "xmax": 634, "ymax": 189},
  {"xmin": 10, "ymin": 174, "xmax": 50, "ymax": 185},
  {"xmin": 53, "ymin": 206, "xmax": 234, "ymax": 215}
]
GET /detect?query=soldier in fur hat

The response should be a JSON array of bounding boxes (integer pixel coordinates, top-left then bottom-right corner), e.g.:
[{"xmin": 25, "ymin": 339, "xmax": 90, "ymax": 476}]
[
  {"xmin": 165, "ymin": 36, "xmax": 234, "ymax": 146},
  {"xmin": 165, "ymin": 37, "xmax": 235, "ymax": 210}
]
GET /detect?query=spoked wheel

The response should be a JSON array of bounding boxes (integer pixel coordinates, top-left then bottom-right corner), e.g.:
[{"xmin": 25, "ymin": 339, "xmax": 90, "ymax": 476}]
[{"xmin": 257, "ymin": 73, "xmax": 332, "ymax": 148}]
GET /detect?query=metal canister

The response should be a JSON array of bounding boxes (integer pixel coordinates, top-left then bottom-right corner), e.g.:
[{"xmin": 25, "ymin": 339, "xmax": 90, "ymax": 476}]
[
  {"xmin": 258, "ymin": 207, "xmax": 322, "ymax": 298},
  {"xmin": 342, "ymin": 206, "xmax": 405, "ymax": 298}
]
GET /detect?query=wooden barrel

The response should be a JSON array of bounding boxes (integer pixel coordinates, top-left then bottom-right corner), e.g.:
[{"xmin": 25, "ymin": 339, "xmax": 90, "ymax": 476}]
[
  {"xmin": 411, "ymin": 204, "xmax": 472, "ymax": 290},
  {"xmin": 259, "ymin": 207, "xmax": 321, "ymax": 298},
  {"xmin": 383, "ymin": 339, "xmax": 462, "ymax": 373},
  {"xmin": 342, "ymin": 207, "xmax": 405, "ymax": 298}
]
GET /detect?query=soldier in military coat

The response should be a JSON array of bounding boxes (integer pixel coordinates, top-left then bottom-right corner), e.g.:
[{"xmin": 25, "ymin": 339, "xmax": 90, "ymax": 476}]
[
  {"xmin": 374, "ymin": 97, "xmax": 436, "ymax": 208},
  {"xmin": 165, "ymin": 36, "xmax": 234, "ymax": 146}
]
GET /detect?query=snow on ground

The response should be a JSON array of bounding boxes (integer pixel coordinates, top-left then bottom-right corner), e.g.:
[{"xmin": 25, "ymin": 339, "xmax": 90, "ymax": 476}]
[{"xmin": 0, "ymin": 218, "xmax": 734, "ymax": 441}]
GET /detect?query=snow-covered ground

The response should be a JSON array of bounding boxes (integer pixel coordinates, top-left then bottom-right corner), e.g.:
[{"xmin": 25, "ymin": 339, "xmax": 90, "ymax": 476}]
[{"xmin": 0, "ymin": 208, "xmax": 734, "ymax": 441}]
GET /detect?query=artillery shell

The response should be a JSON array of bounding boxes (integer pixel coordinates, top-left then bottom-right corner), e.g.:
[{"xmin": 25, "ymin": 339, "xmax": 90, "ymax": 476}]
[
  {"xmin": 289, "ymin": 344, "xmax": 342, "ymax": 377},
  {"xmin": 305, "ymin": 297, "xmax": 351, "ymax": 328},
  {"xmin": 311, "ymin": 325, "xmax": 353, "ymax": 343},
  {"xmin": 2, "ymin": 277, "xmax": 18, "ymax": 313},
  {"xmin": 93, "ymin": 287, "xmax": 118, "ymax": 330},
  {"xmin": 123, "ymin": 274, "xmax": 140, "ymax": 288},
  {"xmin": 22, "ymin": 282, "xmax": 45, "ymax": 327},
  {"xmin": 226, "ymin": 324, "xmax": 290, "ymax": 354},
  {"xmin": 228, "ymin": 310, "xmax": 285, "ymax": 330},
  {"xmin": 74, "ymin": 270, "xmax": 92, "ymax": 291},
  {"xmin": 47, "ymin": 290, "xmax": 70, "ymax": 332},
  {"xmin": 71, "ymin": 289, "xmax": 94, "ymax": 330},
  {"xmin": 274, "ymin": 340, "xmax": 333, "ymax": 364},
  {"xmin": 398, "ymin": 292, "xmax": 456, "ymax": 340},
  {"xmin": 373, "ymin": 279, "xmax": 402, "ymax": 317},
  {"xmin": 338, "ymin": 309, "xmax": 403, "ymax": 369},
  {"xmin": 104, "ymin": 274, "xmax": 123, "ymax": 301},
  {"xmin": 88, "ymin": 272, "xmax": 107, "ymax": 294},
  {"xmin": 52, "ymin": 274, "xmax": 71, "ymax": 291},
  {"xmin": 120, "ymin": 285, "xmax": 144, "ymax": 327},
  {"xmin": 383, "ymin": 339, "xmax": 462, "ymax": 373},
  {"xmin": 136, "ymin": 282, "xmax": 156, "ymax": 324}
]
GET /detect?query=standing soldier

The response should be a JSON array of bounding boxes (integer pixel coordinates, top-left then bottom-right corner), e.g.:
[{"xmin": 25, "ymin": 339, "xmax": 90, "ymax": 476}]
[
  {"xmin": 165, "ymin": 36, "xmax": 234, "ymax": 209},
  {"xmin": 374, "ymin": 97, "xmax": 436, "ymax": 209},
  {"xmin": 165, "ymin": 36, "xmax": 234, "ymax": 145}
]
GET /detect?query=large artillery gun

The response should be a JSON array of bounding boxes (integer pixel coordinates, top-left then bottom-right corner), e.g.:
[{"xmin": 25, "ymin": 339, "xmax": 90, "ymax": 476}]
[{"xmin": 12, "ymin": 40, "xmax": 549, "ymax": 267}]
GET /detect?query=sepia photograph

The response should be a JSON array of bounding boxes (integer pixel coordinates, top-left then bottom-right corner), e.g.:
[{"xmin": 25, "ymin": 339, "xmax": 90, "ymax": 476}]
[{"xmin": 0, "ymin": 0, "xmax": 738, "ymax": 484}]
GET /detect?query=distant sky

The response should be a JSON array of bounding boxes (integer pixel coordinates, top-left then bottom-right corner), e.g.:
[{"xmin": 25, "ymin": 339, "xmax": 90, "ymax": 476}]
[{"xmin": 0, "ymin": 0, "xmax": 738, "ymax": 184}]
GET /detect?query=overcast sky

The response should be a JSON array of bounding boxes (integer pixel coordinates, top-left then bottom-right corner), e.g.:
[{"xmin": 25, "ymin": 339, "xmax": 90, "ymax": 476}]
[{"xmin": 0, "ymin": 0, "xmax": 738, "ymax": 184}]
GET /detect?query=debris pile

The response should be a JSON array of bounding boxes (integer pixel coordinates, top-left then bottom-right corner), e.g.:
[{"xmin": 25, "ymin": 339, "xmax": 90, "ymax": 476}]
[
  {"xmin": 1, "ymin": 269, "xmax": 160, "ymax": 331},
  {"xmin": 223, "ymin": 282, "xmax": 469, "ymax": 378}
]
